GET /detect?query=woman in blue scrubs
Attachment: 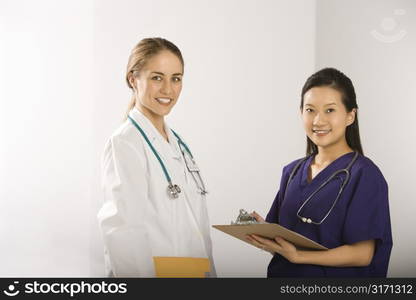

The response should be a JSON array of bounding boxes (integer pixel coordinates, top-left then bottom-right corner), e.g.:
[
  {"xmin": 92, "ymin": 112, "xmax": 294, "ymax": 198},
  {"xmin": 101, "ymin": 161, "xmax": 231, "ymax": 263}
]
[{"xmin": 247, "ymin": 68, "xmax": 392, "ymax": 277}]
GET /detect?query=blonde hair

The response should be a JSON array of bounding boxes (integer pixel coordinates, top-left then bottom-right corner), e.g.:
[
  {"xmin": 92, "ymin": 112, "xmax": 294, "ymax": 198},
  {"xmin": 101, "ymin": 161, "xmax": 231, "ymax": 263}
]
[{"xmin": 125, "ymin": 37, "xmax": 184, "ymax": 118}]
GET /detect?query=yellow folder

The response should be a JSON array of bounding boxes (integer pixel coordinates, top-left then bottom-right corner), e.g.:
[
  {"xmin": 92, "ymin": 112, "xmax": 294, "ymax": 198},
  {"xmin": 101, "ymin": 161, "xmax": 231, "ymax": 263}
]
[{"xmin": 153, "ymin": 257, "xmax": 210, "ymax": 278}]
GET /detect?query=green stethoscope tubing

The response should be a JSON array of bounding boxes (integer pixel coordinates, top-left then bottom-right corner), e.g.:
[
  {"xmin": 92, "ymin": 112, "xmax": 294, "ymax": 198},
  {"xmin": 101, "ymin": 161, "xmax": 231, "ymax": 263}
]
[{"xmin": 128, "ymin": 115, "xmax": 199, "ymax": 198}]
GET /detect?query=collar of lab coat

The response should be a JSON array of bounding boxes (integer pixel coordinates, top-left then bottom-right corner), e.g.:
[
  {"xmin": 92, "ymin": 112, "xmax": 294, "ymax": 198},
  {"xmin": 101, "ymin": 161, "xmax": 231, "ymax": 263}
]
[{"xmin": 129, "ymin": 107, "xmax": 182, "ymax": 160}]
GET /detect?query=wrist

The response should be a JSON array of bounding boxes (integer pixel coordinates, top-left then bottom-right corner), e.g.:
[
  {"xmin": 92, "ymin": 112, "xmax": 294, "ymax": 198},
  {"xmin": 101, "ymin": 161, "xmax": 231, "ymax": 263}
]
[{"xmin": 291, "ymin": 250, "xmax": 305, "ymax": 264}]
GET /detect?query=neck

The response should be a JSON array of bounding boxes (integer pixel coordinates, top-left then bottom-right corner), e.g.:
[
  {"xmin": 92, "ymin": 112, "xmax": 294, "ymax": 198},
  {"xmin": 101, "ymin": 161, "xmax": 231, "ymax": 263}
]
[
  {"xmin": 315, "ymin": 140, "xmax": 353, "ymax": 166},
  {"xmin": 136, "ymin": 105, "xmax": 167, "ymax": 140}
]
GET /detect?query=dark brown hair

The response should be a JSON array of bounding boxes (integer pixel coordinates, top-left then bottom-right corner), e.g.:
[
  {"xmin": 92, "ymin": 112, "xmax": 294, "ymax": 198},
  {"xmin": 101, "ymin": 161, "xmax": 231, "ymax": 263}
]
[{"xmin": 301, "ymin": 68, "xmax": 363, "ymax": 155}]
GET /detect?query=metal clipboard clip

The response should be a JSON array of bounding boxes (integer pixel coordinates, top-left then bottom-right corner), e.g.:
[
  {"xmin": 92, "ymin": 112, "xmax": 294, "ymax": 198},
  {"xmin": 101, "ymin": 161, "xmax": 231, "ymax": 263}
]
[{"xmin": 231, "ymin": 209, "xmax": 259, "ymax": 225}]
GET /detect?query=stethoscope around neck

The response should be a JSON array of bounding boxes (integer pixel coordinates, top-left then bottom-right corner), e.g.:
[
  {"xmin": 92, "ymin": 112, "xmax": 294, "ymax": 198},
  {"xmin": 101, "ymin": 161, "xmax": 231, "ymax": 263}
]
[
  {"xmin": 128, "ymin": 115, "xmax": 207, "ymax": 199},
  {"xmin": 283, "ymin": 151, "xmax": 359, "ymax": 225}
]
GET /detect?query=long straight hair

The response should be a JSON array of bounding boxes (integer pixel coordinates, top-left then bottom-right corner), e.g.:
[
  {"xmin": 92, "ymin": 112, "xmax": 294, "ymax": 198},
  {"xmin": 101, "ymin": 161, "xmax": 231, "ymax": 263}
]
[{"xmin": 300, "ymin": 68, "xmax": 364, "ymax": 156}]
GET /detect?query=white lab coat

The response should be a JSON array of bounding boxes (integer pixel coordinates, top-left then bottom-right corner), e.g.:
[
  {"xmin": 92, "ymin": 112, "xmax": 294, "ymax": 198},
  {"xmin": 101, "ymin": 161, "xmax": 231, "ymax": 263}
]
[{"xmin": 97, "ymin": 108, "xmax": 216, "ymax": 277}]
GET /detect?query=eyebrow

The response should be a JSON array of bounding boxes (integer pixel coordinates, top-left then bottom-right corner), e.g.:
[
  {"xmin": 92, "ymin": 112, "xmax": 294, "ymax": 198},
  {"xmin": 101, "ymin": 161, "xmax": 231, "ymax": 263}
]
[
  {"xmin": 304, "ymin": 102, "xmax": 337, "ymax": 107},
  {"xmin": 151, "ymin": 71, "xmax": 183, "ymax": 76}
]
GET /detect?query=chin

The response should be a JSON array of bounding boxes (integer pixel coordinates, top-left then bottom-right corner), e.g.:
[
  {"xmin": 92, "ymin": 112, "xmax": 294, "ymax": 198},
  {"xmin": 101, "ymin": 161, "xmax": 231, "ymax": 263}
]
[
  {"xmin": 148, "ymin": 104, "xmax": 171, "ymax": 115},
  {"xmin": 310, "ymin": 139, "xmax": 331, "ymax": 149},
  {"xmin": 156, "ymin": 108, "xmax": 173, "ymax": 116},
  {"xmin": 315, "ymin": 143, "xmax": 330, "ymax": 149}
]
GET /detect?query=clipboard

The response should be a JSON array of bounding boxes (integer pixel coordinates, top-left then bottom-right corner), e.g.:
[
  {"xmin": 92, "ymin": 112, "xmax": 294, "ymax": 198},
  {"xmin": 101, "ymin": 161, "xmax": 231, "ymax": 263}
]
[{"xmin": 213, "ymin": 223, "xmax": 328, "ymax": 250}]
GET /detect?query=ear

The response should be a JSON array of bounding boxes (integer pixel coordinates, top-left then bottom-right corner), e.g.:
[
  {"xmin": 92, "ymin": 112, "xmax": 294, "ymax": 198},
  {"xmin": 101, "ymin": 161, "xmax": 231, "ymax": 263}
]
[
  {"xmin": 128, "ymin": 72, "xmax": 136, "ymax": 89},
  {"xmin": 347, "ymin": 108, "xmax": 356, "ymax": 126}
]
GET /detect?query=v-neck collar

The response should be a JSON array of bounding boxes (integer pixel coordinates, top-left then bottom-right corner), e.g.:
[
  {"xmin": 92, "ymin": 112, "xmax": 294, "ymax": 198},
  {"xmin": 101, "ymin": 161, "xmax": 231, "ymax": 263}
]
[
  {"xmin": 301, "ymin": 151, "xmax": 355, "ymax": 187},
  {"xmin": 129, "ymin": 108, "xmax": 181, "ymax": 160}
]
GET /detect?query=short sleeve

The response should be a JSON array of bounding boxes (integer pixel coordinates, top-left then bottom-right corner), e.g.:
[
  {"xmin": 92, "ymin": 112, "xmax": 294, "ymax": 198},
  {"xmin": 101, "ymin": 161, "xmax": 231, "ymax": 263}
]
[
  {"xmin": 266, "ymin": 165, "xmax": 290, "ymax": 224},
  {"xmin": 342, "ymin": 165, "xmax": 391, "ymax": 245},
  {"xmin": 266, "ymin": 191, "xmax": 281, "ymax": 223}
]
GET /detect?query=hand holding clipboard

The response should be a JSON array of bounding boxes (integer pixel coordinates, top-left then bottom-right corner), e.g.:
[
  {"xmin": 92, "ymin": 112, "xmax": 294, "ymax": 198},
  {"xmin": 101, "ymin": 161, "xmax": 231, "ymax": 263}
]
[{"xmin": 213, "ymin": 209, "xmax": 327, "ymax": 251}]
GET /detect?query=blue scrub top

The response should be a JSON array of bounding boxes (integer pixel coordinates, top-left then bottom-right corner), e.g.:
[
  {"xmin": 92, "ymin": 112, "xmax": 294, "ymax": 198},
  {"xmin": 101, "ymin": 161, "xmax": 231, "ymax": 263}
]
[{"xmin": 266, "ymin": 152, "xmax": 392, "ymax": 277}]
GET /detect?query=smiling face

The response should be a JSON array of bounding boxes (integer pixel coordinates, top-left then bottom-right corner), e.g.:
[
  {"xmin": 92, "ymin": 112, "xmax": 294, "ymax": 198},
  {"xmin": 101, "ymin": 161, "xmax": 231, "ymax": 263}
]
[
  {"xmin": 301, "ymin": 86, "xmax": 356, "ymax": 152},
  {"xmin": 130, "ymin": 50, "xmax": 183, "ymax": 120}
]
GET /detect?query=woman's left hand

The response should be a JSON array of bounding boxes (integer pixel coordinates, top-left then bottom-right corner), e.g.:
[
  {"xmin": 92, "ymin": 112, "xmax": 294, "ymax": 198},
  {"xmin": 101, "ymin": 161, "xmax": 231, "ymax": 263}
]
[{"xmin": 246, "ymin": 234, "xmax": 300, "ymax": 263}]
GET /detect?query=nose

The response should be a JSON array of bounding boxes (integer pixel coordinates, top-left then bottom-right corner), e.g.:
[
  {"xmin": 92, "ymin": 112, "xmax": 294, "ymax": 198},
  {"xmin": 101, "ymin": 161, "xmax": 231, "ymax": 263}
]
[
  {"xmin": 160, "ymin": 79, "xmax": 172, "ymax": 95},
  {"xmin": 313, "ymin": 112, "xmax": 327, "ymax": 126}
]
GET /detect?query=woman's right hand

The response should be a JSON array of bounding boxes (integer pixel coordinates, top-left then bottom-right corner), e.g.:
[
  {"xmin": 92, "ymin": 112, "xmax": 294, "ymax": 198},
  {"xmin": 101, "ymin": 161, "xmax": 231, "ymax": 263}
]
[
  {"xmin": 250, "ymin": 211, "xmax": 266, "ymax": 223},
  {"xmin": 247, "ymin": 211, "xmax": 275, "ymax": 255}
]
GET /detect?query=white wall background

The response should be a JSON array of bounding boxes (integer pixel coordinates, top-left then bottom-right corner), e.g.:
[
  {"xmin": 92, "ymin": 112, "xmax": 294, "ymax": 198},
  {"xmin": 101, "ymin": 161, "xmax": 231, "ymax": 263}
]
[
  {"xmin": 0, "ymin": 0, "xmax": 94, "ymax": 276},
  {"xmin": 0, "ymin": 0, "xmax": 414, "ymax": 277}
]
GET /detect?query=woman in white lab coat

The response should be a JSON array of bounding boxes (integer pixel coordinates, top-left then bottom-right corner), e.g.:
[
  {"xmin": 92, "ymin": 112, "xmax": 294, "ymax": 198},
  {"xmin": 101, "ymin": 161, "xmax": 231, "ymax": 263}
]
[{"xmin": 98, "ymin": 37, "xmax": 216, "ymax": 277}]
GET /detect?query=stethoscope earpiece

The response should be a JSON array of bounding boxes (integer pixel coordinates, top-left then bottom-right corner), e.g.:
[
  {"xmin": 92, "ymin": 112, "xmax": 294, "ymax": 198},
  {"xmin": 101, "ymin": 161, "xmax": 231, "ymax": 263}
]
[{"xmin": 301, "ymin": 217, "xmax": 312, "ymax": 224}]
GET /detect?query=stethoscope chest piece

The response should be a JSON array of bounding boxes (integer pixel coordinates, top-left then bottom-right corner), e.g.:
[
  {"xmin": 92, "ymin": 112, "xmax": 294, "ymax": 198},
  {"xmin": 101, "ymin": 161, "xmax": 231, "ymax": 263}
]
[
  {"xmin": 128, "ymin": 115, "xmax": 207, "ymax": 199},
  {"xmin": 167, "ymin": 183, "xmax": 181, "ymax": 199}
]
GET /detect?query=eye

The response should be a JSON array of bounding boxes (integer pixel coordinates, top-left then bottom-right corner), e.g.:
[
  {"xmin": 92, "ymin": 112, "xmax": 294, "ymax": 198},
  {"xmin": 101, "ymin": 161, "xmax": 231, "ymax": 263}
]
[
  {"xmin": 151, "ymin": 75, "xmax": 162, "ymax": 81},
  {"xmin": 326, "ymin": 108, "xmax": 335, "ymax": 113},
  {"xmin": 305, "ymin": 108, "xmax": 314, "ymax": 113},
  {"xmin": 172, "ymin": 76, "xmax": 182, "ymax": 82}
]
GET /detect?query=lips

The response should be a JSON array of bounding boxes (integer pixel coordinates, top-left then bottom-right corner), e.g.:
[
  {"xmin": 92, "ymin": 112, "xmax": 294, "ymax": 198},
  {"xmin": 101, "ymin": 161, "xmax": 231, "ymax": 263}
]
[
  {"xmin": 312, "ymin": 129, "xmax": 331, "ymax": 136},
  {"xmin": 155, "ymin": 97, "xmax": 172, "ymax": 104}
]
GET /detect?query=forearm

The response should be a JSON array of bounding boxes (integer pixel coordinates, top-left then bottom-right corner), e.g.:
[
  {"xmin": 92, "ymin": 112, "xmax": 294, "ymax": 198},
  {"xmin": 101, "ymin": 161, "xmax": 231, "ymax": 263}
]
[{"xmin": 294, "ymin": 240, "xmax": 375, "ymax": 267}]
